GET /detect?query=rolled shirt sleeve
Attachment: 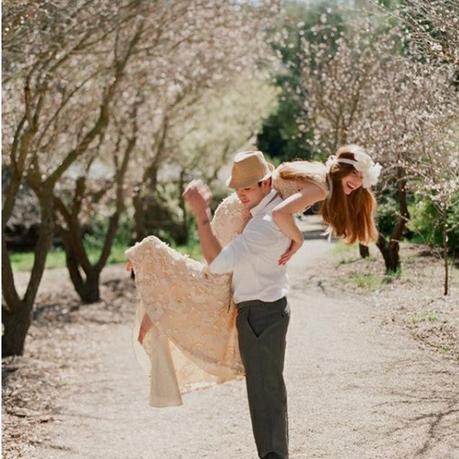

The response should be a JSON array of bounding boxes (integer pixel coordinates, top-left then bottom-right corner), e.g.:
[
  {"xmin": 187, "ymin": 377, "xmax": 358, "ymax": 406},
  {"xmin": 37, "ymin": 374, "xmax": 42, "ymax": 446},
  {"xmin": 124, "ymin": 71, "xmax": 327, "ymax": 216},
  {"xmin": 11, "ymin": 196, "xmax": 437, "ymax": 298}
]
[
  {"xmin": 208, "ymin": 218, "xmax": 285, "ymax": 275},
  {"xmin": 208, "ymin": 235, "xmax": 245, "ymax": 274}
]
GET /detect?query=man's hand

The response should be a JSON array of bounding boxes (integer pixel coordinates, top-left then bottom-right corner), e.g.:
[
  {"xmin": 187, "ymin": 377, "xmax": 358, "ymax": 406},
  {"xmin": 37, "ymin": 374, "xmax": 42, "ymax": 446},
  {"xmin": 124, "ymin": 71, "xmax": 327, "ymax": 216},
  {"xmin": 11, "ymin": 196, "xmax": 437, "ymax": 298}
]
[
  {"xmin": 182, "ymin": 180, "xmax": 212, "ymax": 219},
  {"xmin": 182, "ymin": 179, "xmax": 222, "ymax": 264},
  {"xmin": 278, "ymin": 238, "xmax": 303, "ymax": 266}
]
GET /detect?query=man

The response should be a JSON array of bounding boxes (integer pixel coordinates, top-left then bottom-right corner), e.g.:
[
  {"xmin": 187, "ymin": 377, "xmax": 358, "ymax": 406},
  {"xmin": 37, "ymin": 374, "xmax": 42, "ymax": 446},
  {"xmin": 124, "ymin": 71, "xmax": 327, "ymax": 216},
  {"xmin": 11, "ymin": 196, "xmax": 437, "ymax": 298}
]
[{"xmin": 183, "ymin": 150, "xmax": 291, "ymax": 459}]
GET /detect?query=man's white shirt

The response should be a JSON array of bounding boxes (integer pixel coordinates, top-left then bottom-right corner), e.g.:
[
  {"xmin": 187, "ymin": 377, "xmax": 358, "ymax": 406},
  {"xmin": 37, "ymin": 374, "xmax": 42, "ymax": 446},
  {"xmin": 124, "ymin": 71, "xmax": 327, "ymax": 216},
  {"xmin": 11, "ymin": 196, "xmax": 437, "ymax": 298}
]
[{"xmin": 209, "ymin": 189, "xmax": 290, "ymax": 304}]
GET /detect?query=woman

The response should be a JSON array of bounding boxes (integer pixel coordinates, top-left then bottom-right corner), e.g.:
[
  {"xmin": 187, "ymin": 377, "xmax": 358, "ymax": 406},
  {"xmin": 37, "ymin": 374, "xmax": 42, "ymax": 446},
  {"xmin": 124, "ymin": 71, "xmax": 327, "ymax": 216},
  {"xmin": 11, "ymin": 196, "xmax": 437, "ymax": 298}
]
[{"xmin": 125, "ymin": 144, "xmax": 381, "ymax": 407}]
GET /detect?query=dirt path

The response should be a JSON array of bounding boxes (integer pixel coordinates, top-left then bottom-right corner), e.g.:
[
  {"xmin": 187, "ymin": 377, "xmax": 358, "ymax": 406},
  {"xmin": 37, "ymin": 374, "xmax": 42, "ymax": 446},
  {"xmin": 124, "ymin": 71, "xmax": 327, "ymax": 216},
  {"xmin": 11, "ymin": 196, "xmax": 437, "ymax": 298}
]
[{"xmin": 29, "ymin": 219, "xmax": 458, "ymax": 459}]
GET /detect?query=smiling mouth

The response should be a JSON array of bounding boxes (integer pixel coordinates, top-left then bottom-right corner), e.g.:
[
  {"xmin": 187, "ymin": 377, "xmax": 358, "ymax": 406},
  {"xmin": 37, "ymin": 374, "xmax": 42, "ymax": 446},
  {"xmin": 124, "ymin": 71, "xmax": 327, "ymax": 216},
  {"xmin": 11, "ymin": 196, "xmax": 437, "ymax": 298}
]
[{"xmin": 346, "ymin": 183, "xmax": 356, "ymax": 191}]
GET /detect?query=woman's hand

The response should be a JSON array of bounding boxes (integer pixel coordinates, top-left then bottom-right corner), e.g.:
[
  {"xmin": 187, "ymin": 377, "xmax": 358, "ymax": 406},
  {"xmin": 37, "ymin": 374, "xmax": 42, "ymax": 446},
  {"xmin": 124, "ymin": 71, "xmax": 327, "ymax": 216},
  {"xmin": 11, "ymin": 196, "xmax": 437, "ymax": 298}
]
[
  {"xmin": 138, "ymin": 313, "xmax": 153, "ymax": 344},
  {"xmin": 278, "ymin": 238, "xmax": 303, "ymax": 265},
  {"xmin": 125, "ymin": 260, "xmax": 133, "ymax": 272},
  {"xmin": 272, "ymin": 207, "xmax": 304, "ymax": 265}
]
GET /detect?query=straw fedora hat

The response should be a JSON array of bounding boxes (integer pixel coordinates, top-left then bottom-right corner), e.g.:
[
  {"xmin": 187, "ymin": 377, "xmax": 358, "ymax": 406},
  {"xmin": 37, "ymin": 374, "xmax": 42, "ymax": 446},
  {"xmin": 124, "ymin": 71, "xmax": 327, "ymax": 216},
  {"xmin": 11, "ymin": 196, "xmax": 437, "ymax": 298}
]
[{"xmin": 226, "ymin": 150, "xmax": 275, "ymax": 189}]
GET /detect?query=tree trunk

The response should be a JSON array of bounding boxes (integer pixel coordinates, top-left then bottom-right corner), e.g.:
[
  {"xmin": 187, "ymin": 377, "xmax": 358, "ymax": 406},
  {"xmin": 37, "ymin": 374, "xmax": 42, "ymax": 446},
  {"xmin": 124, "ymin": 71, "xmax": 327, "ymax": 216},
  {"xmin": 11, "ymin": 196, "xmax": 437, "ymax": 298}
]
[
  {"xmin": 443, "ymin": 225, "xmax": 449, "ymax": 296},
  {"xmin": 375, "ymin": 168, "xmax": 409, "ymax": 274},
  {"xmin": 133, "ymin": 186, "xmax": 147, "ymax": 242},
  {"xmin": 2, "ymin": 302, "xmax": 33, "ymax": 357},
  {"xmin": 2, "ymin": 189, "xmax": 54, "ymax": 356},
  {"xmin": 2, "ymin": 231, "xmax": 32, "ymax": 356},
  {"xmin": 1, "ymin": 20, "xmax": 143, "ymax": 356},
  {"xmin": 78, "ymin": 272, "xmax": 101, "ymax": 304},
  {"xmin": 358, "ymin": 243, "xmax": 369, "ymax": 258},
  {"xmin": 376, "ymin": 234, "xmax": 400, "ymax": 273},
  {"xmin": 61, "ymin": 239, "xmax": 101, "ymax": 303},
  {"xmin": 133, "ymin": 165, "xmax": 159, "ymax": 242},
  {"xmin": 56, "ymin": 119, "xmax": 134, "ymax": 304}
]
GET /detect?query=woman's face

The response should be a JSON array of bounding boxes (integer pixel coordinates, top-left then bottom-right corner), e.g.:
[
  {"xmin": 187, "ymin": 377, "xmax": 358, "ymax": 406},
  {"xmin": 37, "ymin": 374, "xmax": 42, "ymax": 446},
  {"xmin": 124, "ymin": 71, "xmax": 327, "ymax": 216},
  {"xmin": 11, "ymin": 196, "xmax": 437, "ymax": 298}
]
[{"xmin": 341, "ymin": 169, "xmax": 363, "ymax": 195}]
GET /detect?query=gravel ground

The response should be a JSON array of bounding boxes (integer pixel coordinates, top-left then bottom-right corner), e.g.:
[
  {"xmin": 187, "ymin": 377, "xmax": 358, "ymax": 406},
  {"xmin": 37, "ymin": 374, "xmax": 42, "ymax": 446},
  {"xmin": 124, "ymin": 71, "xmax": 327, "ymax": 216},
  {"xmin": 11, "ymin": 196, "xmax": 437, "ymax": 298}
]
[
  {"xmin": 3, "ymin": 217, "xmax": 458, "ymax": 458},
  {"xmin": 310, "ymin": 236, "xmax": 459, "ymax": 362}
]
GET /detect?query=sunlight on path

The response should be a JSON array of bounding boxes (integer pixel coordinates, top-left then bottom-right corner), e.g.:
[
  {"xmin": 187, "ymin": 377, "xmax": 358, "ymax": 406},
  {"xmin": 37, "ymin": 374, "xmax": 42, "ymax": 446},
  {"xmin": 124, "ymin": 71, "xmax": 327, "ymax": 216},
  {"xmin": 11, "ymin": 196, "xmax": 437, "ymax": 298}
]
[{"xmin": 32, "ymin": 221, "xmax": 458, "ymax": 459}]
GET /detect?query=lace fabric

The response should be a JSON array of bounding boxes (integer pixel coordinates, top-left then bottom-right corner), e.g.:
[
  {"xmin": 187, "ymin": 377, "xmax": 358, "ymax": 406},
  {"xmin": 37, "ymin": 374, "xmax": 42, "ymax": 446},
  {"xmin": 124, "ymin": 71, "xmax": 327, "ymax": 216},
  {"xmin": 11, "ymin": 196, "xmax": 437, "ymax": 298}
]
[{"xmin": 126, "ymin": 166, "xmax": 327, "ymax": 407}]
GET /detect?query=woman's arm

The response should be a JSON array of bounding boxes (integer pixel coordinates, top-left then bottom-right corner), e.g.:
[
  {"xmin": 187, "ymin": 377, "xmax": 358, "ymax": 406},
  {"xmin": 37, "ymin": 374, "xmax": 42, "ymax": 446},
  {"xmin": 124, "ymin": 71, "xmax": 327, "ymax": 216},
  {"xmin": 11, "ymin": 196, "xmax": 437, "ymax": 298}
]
[
  {"xmin": 272, "ymin": 182, "xmax": 326, "ymax": 264},
  {"xmin": 272, "ymin": 182, "xmax": 326, "ymax": 238},
  {"xmin": 272, "ymin": 203, "xmax": 304, "ymax": 244}
]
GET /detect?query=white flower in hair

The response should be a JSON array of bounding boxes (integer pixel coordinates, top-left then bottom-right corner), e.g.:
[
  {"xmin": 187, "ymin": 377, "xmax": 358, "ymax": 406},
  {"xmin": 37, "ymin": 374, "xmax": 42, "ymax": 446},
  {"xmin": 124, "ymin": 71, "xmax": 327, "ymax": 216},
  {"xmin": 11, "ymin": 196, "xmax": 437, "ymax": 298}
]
[
  {"xmin": 352, "ymin": 149, "xmax": 382, "ymax": 188},
  {"xmin": 326, "ymin": 146, "xmax": 382, "ymax": 189},
  {"xmin": 325, "ymin": 154, "xmax": 337, "ymax": 172}
]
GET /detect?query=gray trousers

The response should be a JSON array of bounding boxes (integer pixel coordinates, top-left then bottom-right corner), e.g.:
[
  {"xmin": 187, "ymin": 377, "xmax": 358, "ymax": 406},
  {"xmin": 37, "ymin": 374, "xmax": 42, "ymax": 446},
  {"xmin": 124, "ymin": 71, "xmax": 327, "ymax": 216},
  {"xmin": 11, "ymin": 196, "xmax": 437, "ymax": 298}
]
[{"xmin": 236, "ymin": 297, "xmax": 290, "ymax": 459}]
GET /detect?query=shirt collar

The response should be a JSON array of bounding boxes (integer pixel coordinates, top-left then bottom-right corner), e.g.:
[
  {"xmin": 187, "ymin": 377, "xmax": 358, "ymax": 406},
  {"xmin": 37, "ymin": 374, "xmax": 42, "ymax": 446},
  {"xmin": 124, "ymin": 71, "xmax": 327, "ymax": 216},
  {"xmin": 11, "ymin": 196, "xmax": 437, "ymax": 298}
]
[{"xmin": 250, "ymin": 188, "xmax": 279, "ymax": 217}]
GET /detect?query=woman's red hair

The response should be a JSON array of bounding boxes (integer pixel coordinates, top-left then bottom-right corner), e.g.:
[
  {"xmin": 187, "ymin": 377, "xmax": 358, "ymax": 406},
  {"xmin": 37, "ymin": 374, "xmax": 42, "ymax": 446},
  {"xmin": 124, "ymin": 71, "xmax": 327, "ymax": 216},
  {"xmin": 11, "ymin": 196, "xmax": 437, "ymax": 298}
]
[
  {"xmin": 277, "ymin": 145, "xmax": 379, "ymax": 245},
  {"xmin": 320, "ymin": 146, "xmax": 378, "ymax": 245}
]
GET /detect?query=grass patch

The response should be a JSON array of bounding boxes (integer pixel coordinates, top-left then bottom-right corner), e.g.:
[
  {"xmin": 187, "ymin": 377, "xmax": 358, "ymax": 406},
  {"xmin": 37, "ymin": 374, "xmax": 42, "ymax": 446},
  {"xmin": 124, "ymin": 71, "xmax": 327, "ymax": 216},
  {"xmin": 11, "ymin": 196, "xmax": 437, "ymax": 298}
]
[
  {"xmin": 337, "ymin": 257, "xmax": 360, "ymax": 266},
  {"xmin": 11, "ymin": 238, "xmax": 204, "ymax": 272},
  {"xmin": 105, "ymin": 244, "xmax": 130, "ymax": 265},
  {"xmin": 439, "ymin": 345, "xmax": 450, "ymax": 354},
  {"xmin": 337, "ymin": 255, "xmax": 379, "ymax": 267},
  {"xmin": 382, "ymin": 267, "xmax": 402, "ymax": 283},
  {"xmin": 10, "ymin": 249, "xmax": 66, "ymax": 272},
  {"xmin": 410, "ymin": 310, "xmax": 439, "ymax": 324},
  {"xmin": 331, "ymin": 240, "xmax": 357, "ymax": 255},
  {"xmin": 11, "ymin": 243, "xmax": 129, "ymax": 272},
  {"xmin": 333, "ymin": 242, "xmax": 380, "ymax": 268},
  {"xmin": 403, "ymin": 255, "xmax": 418, "ymax": 265},
  {"xmin": 347, "ymin": 272, "xmax": 382, "ymax": 290}
]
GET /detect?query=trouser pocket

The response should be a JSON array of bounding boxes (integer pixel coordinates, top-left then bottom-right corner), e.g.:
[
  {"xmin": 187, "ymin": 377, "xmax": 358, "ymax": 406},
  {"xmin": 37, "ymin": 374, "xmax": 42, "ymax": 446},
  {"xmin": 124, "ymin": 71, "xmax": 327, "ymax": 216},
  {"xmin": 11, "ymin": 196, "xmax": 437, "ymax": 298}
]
[{"xmin": 246, "ymin": 300, "xmax": 289, "ymax": 338}]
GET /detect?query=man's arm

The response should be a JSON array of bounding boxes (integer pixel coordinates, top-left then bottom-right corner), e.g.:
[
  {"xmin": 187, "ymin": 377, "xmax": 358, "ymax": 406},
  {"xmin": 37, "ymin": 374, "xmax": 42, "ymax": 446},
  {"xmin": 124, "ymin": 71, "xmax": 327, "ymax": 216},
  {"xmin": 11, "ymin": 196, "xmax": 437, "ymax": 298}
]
[
  {"xmin": 194, "ymin": 206, "xmax": 222, "ymax": 264},
  {"xmin": 182, "ymin": 180, "xmax": 222, "ymax": 264}
]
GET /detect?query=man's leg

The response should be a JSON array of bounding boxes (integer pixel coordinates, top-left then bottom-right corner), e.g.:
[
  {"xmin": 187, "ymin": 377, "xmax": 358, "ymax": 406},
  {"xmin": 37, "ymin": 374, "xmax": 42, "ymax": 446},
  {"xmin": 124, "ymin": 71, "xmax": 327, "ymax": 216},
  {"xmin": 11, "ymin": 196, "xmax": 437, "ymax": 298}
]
[{"xmin": 236, "ymin": 298, "xmax": 290, "ymax": 459}]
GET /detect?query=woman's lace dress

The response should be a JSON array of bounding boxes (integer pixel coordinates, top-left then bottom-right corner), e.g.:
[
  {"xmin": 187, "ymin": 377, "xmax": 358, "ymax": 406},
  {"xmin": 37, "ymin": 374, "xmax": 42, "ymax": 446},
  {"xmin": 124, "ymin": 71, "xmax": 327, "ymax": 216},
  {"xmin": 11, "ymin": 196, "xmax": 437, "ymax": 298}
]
[{"xmin": 126, "ymin": 164, "xmax": 327, "ymax": 407}]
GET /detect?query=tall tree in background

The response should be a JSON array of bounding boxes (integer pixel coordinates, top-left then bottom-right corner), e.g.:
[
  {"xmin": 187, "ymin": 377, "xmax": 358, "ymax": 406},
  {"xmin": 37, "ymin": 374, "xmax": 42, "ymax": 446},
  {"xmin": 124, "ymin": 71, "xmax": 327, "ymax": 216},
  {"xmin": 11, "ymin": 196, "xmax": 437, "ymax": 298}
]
[
  {"xmin": 294, "ymin": 7, "xmax": 458, "ymax": 277},
  {"xmin": 2, "ymin": 0, "xmax": 144, "ymax": 356},
  {"xmin": 127, "ymin": 1, "xmax": 278, "ymax": 243},
  {"xmin": 53, "ymin": 100, "xmax": 140, "ymax": 303},
  {"xmin": 166, "ymin": 73, "xmax": 278, "ymax": 243},
  {"xmin": 2, "ymin": 0, "xmax": 280, "ymax": 355},
  {"xmin": 257, "ymin": 1, "xmax": 346, "ymax": 162}
]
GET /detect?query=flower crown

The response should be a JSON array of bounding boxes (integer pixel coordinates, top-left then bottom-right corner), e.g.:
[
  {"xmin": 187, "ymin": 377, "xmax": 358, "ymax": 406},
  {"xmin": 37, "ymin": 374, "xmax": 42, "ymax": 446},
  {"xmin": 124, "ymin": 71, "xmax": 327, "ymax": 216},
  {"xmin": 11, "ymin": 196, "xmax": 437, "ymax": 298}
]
[{"xmin": 325, "ymin": 146, "xmax": 382, "ymax": 189}]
